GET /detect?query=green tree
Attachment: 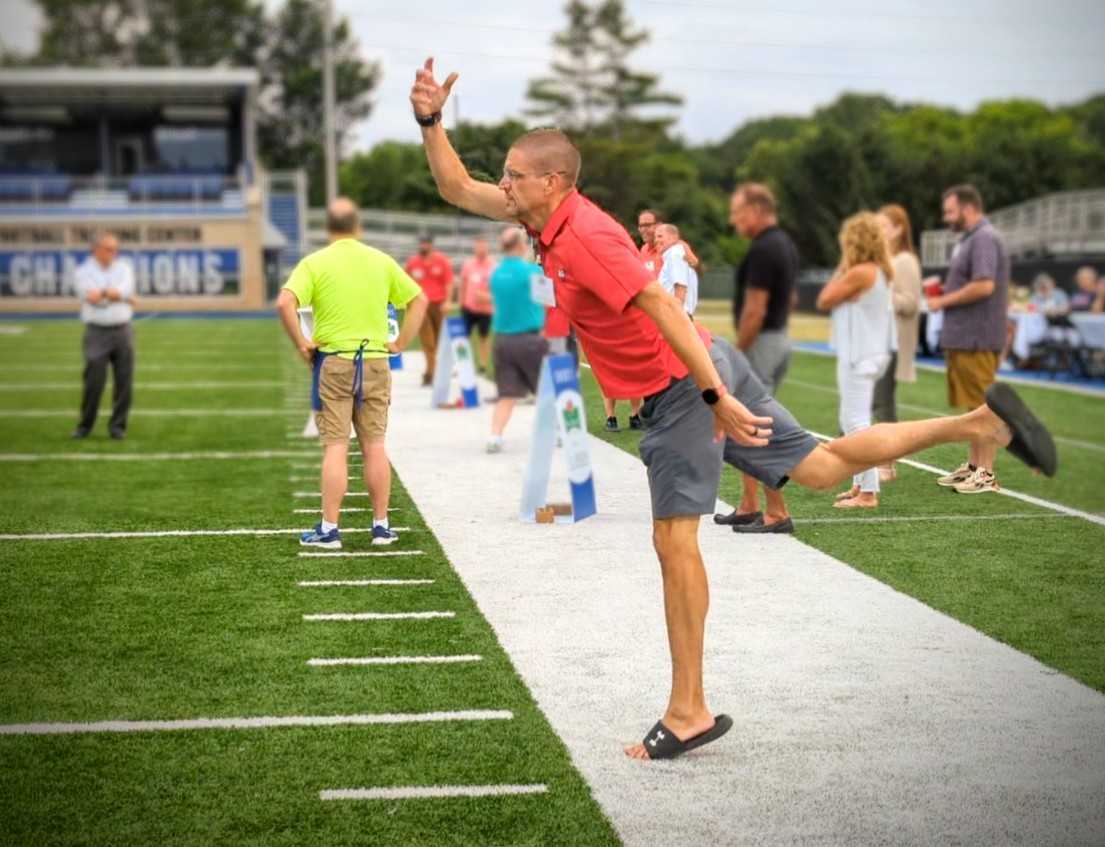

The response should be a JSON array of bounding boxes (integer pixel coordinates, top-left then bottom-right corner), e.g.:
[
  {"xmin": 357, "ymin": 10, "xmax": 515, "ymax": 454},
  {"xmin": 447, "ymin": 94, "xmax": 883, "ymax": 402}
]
[{"xmin": 526, "ymin": 0, "xmax": 681, "ymax": 135}]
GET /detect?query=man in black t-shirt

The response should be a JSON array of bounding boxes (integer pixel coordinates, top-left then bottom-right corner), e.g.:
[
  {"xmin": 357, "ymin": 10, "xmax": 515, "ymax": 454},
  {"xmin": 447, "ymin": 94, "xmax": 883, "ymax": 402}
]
[{"xmin": 715, "ymin": 182, "xmax": 801, "ymax": 534}]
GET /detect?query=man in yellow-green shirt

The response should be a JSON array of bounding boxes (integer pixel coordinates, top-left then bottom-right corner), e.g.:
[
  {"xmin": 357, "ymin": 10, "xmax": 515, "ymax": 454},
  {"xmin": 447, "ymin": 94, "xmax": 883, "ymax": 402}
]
[{"xmin": 277, "ymin": 197, "xmax": 428, "ymax": 549}]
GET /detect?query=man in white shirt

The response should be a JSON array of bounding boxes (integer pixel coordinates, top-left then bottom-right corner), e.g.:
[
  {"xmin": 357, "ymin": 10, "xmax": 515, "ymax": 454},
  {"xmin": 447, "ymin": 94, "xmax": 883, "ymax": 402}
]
[
  {"xmin": 73, "ymin": 231, "xmax": 137, "ymax": 439},
  {"xmin": 654, "ymin": 223, "xmax": 698, "ymax": 316}
]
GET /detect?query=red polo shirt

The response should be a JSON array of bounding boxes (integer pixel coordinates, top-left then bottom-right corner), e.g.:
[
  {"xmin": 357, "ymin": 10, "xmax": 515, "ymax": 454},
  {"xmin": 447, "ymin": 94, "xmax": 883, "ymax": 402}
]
[
  {"xmin": 640, "ymin": 241, "xmax": 663, "ymax": 277},
  {"xmin": 404, "ymin": 251, "xmax": 454, "ymax": 303},
  {"xmin": 533, "ymin": 191, "xmax": 709, "ymax": 398}
]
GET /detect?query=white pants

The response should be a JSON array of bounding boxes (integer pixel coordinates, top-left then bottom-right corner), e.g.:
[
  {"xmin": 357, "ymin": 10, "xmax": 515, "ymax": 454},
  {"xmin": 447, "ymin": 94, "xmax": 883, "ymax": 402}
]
[{"xmin": 836, "ymin": 354, "xmax": 891, "ymax": 493}]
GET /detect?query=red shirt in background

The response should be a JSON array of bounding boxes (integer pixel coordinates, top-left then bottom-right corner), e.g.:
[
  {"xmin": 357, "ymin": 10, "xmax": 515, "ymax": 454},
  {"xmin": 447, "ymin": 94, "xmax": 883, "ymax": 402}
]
[
  {"xmin": 459, "ymin": 255, "xmax": 495, "ymax": 315},
  {"xmin": 532, "ymin": 191, "xmax": 710, "ymax": 399},
  {"xmin": 640, "ymin": 241, "xmax": 663, "ymax": 277},
  {"xmin": 404, "ymin": 251, "xmax": 454, "ymax": 303}
]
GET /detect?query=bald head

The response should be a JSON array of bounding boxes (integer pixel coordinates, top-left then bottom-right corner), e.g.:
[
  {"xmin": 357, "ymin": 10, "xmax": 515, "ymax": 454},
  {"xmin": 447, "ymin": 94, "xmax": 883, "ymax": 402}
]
[
  {"xmin": 326, "ymin": 197, "xmax": 360, "ymax": 236},
  {"xmin": 509, "ymin": 129, "xmax": 581, "ymax": 186},
  {"xmin": 500, "ymin": 226, "xmax": 526, "ymax": 255}
]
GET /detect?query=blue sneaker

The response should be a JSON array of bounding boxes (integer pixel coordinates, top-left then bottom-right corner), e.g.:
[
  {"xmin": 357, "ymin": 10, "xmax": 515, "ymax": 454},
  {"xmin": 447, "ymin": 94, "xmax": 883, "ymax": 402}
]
[
  {"xmin": 371, "ymin": 525, "xmax": 398, "ymax": 546},
  {"xmin": 300, "ymin": 523, "xmax": 342, "ymax": 550}
]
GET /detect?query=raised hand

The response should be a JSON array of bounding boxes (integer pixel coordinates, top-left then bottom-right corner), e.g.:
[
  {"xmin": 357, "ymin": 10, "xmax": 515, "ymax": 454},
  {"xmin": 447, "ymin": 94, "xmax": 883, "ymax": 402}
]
[
  {"xmin": 711, "ymin": 394, "xmax": 773, "ymax": 447},
  {"xmin": 410, "ymin": 57, "xmax": 458, "ymax": 118}
]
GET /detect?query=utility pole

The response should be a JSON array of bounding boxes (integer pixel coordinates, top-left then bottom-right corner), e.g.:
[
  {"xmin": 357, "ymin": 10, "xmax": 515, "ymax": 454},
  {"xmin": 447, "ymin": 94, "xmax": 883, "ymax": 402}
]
[{"xmin": 321, "ymin": 0, "xmax": 338, "ymax": 204}]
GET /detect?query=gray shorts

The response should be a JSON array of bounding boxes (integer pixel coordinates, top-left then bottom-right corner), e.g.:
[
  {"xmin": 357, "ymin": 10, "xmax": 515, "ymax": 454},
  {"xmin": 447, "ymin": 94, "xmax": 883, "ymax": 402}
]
[
  {"xmin": 637, "ymin": 337, "xmax": 819, "ymax": 519},
  {"xmin": 744, "ymin": 330, "xmax": 791, "ymax": 395},
  {"xmin": 493, "ymin": 332, "xmax": 548, "ymax": 398}
]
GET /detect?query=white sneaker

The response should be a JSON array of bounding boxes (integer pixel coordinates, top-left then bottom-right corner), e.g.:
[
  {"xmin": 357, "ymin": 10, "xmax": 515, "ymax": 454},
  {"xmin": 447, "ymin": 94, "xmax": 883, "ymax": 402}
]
[
  {"xmin": 937, "ymin": 463, "xmax": 974, "ymax": 487},
  {"xmin": 485, "ymin": 435, "xmax": 503, "ymax": 454},
  {"xmin": 954, "ymin": 468, "xmax": 1000, "ymax": 494}
]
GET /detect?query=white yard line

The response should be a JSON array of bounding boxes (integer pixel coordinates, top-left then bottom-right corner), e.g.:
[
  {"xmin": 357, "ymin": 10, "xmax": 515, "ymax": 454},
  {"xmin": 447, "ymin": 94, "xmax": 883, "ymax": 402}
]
[
  {"xmin": 0, "ymin": 527, "xmax": 409, "ymax": 541},
  {"xmin": 302, "ymin": 611, "xmax": 455, "ymax": 621},
  {"xmin": 0, "ymin": 710, "xmax": 512, "ymax": 737},
  {"xmin": 307, "ymin": 655, "xmax": 480, "ymax": 666},
  {"xmin": 292, "ymin": 508, "xmax": 397, "ymax": 514},
  {"xmin": 2, "ymin": 409, "xmax": 284, "ymax": 418},
  {"xmin": 0, "ymin": 381, "xmax": 282, "ymax": 390},
  {"xmin": 294, "ymin": 491, "xmax": 373, "ymax": 498},
  {"xmin": 298, "ymin": 579, "xmax": 434, "ymax": 587},
  {"xmin": 0, "ymin": 450, "xmax": 314, "ymax": 462},
  {"xmin": 299, "ymin": 551, "xmax": 426, "ymax": 558},
  {"xmin": 319, "ymin": 784, "xmax": 547, "ymax": 801}
]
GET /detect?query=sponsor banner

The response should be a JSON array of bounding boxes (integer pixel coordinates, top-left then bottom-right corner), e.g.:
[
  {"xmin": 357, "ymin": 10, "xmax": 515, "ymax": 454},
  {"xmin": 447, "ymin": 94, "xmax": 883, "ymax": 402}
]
[
  {"xmin": 0, "ymin": 249, "xmax": 241, "ymax": 297},
  {"xmin": 519, "ymin": 354, "xmax": 597, "ymax": 524}
]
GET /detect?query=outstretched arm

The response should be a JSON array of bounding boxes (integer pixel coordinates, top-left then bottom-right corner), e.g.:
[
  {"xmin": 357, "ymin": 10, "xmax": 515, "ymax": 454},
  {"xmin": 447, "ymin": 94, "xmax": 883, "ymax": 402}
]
[{"xmin": 411, "ymin": 58, "xmax": 517, "ymax": 222}]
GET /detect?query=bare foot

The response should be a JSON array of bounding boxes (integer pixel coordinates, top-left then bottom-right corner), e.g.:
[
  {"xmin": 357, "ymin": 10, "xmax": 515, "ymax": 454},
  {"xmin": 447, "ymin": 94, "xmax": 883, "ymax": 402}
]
[
  {"xmin": 976, "ymin": 406, "xmax": 1013, "ymax": 447},
  {"xmin": 623, "ymin": 712, "xmax": 716, "ymax": 760},
  {"xmin": 834, "ymin": 485, "xmax": 861, "ymax": 502},
  {"xmin": 833, "ymin": 493, "xmax": 878, "ymax": 509}
]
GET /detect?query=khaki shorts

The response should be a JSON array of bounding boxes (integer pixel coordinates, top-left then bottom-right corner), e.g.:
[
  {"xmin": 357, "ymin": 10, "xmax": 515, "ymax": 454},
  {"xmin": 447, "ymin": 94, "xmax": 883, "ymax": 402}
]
[
  {"xmin": 946, "ymin": 349, "xmax": 999, "ymax": 410},
  {"xmin": 317, "ymin": 355, "xmax": 391, "ymax": 443}
]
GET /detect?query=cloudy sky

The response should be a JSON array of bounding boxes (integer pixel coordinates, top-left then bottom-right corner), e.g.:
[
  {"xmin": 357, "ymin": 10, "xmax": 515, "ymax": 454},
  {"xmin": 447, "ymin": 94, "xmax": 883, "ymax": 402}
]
[{"xmin": 4, "ymin": 0, "xmax": 1104, "ymax": 151}]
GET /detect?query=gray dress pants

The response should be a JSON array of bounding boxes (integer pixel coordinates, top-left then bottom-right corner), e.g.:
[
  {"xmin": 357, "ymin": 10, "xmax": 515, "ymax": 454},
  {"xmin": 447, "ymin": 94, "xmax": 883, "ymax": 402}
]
[{"xmin": 78, "ymin": 323, "xmax": 134, "ymax": 435}]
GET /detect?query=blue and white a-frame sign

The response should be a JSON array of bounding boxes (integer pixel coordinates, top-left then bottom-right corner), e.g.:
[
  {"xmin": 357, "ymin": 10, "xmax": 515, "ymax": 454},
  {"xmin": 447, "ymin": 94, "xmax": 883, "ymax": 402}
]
[
  {"xmin": 520, "ymin": 354, "xmax": 597, "ymax": 523},
  {"xmin": 430, "ymin": 315, "xmax": 480, "ymax": 408},
  {"xmin": 387, "ymin": 303, "xmax": 403, "ymax": 370}
]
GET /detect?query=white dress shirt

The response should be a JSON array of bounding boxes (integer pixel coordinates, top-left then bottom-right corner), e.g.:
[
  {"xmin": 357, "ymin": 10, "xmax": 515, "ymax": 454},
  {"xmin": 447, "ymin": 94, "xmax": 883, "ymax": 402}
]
[
  {"xmin": 658, "ymin": 244, "xmax": 698, "ymax": 315},
  {"xmin": 76, "ymin": 257, "xmax": 135, "ymax": 326}
]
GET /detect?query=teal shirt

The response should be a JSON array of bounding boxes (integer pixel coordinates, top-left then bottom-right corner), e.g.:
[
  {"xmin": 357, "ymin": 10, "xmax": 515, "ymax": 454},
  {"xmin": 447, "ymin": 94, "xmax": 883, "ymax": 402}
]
[{"xmin": 490, "ymin": 256, "xmax": 546, "ymax": 335}]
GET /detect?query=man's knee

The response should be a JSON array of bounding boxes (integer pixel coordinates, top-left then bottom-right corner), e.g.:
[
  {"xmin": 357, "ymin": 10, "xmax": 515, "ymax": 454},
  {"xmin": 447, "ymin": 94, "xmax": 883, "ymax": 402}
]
[
  {"xmin": 788, "ymin": 446, "xmax": 839, "ymax": 491},
  {"xmin": 651, "ymin": 516, "xmax": 699, "ymax": 562}
]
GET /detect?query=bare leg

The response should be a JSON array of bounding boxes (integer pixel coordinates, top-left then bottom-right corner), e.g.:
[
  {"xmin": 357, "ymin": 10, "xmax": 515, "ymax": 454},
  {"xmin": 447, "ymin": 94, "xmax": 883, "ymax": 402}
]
[
  {"xmin": 973, "ymin": 439, "xmax": 998, "ymax": 473},
  {"xmin": 624, "ymin": 515, "xmax": 716, "ymax": 760},
  {"xmin": 603, "ymin": 396, "xmax": 616, "ymax": 418},
  {"xmin": 321, "ymin": 441, "xmax": 348, "ymax": 524},
  {"xmin": 790, "ymin": 406, "xmax": 1011, "ymax": 491},
  {"xmin": 762, "ymin": 485, "xmax": 790, "ymax": 524},
  {"xmin": 360, "ymin": 440, "xmax": 390, "ymax": 522},
  {"xmin": 490, "ymin": 397, "xmax": 518, "ymax": 436},
  {"xmin": 738, "ymin": 473, "xmax": 760, "ymax": 514},
  {"xmin": 478, "ymin": 334, "xmax": 491, "ymax": 371},
  {"xmin": 630, "ymin": 397, "xmax": 642, "ymax": 415}
]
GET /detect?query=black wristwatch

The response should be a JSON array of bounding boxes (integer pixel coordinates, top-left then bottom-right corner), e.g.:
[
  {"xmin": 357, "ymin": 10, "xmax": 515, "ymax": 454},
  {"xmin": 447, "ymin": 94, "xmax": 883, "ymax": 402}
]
[
  {"xmin": 415, "ymin": 110, "xmax": 442, "ymax": 127},
  {"xmin": 701, "ymin": 384, "xmax": 727, "ymax": 405}
]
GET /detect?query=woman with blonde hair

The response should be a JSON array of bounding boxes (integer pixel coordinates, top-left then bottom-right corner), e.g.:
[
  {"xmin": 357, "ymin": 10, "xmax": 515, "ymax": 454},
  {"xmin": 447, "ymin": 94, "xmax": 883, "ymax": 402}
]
[
  {"xmin": 873, "ymin": 203, "xmax": 923, "ymax": 481},
  {"xmin": 816, "ymin": 211, "xmax": 897, "ymax": 508}
]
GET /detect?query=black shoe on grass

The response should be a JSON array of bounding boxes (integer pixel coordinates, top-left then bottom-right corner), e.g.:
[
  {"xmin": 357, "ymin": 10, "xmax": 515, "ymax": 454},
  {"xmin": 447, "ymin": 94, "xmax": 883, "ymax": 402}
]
[
  {"xmin": 604, "ymin": 416, "xmax": 619, "ymax": 432},
  {"xmin": 733, "ymin": 516, "xmax": 794, "ymax": 534},
  {"xmin": 628, "ymin": 414, "xmax": 642, "ymax": 430},
  {"xmin": 713, "ymin": 509, "xmax": 763, "ymax": 526}
]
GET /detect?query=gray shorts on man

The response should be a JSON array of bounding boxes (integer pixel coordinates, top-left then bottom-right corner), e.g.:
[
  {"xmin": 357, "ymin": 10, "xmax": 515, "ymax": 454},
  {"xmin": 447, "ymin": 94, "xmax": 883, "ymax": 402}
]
[{"xmin": 638, "ymin": 337, "xmax": 818, "ymax": 518}]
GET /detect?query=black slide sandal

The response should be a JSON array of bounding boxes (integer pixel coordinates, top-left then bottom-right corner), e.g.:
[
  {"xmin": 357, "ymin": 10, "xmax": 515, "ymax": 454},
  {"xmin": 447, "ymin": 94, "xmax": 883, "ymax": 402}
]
[
  {"xmin": 640, "ymin": 714, "xmax": 734, "ymax": 760},
  {"xmin": 985, "ymin": 383, "xmax": 1058, "ymax": 477}
]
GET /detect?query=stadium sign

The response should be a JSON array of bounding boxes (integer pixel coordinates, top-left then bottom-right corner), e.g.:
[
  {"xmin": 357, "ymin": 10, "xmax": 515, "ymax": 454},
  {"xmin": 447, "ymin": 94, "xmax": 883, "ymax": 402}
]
[{"xmin": 0, "ymin": 248, "xmax": 241, "ymax": 297}]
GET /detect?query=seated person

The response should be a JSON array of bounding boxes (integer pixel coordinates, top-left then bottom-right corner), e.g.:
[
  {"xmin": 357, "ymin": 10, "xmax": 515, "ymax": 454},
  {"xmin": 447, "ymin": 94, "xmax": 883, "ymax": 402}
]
[{"xmin": 1029, "ymin": 273, "xmax": 1070, "ymax": 317}]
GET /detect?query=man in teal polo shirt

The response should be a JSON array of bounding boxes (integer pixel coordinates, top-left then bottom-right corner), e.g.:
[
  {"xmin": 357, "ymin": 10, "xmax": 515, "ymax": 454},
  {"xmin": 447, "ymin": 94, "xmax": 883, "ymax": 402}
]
[
  {"xmin": 486, "ymin": 226, "xmax": 547, "ymax": 453},
  {"xmin": 277, "ymin": 197, "xmax": 428, "ymax": 549}
]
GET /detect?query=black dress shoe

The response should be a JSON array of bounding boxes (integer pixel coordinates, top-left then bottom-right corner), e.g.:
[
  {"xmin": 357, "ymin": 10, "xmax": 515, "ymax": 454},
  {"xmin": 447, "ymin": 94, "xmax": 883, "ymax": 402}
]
[
  {"xmin": 71, "ymin": 428, "xmax": 90, "ymax": 439},
  {"xmin": 732, "ymin": 516, "xmax": 795, "ymax": 534},
  {"xmin": 713, "ymin": 509, "xmax": 763, "ymax": 526},
  {"xmin": 109, "ymin": 430, "xmax": 126, "ymax": 440}
]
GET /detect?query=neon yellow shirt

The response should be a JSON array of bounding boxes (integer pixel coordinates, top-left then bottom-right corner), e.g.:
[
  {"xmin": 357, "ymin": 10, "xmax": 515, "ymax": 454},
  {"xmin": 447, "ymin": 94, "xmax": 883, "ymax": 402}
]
[{"xmin": 284, "ymin": 238, "xmax": 423, "ymax": 359}]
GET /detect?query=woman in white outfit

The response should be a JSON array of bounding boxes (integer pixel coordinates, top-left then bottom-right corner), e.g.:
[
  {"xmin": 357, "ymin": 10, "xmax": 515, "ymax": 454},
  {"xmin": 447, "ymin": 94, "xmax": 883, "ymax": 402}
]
[{"xmin": 816, "ymin": 212, "xmax": 897, "ymax": 509}]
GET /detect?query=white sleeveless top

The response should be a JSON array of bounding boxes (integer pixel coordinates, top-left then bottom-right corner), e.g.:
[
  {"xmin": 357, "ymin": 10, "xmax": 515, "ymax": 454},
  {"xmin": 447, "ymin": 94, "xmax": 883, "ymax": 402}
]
[{"xmin": 830, "ymin": 267, "xmax": 897, "ymax": 367}]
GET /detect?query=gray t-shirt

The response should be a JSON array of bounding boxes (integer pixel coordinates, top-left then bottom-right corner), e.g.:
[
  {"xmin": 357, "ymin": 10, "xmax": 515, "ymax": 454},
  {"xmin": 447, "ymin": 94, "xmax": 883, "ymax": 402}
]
[{"xmin": 941, "ymin": 219, "xmax": 1009, "ymax": 352}]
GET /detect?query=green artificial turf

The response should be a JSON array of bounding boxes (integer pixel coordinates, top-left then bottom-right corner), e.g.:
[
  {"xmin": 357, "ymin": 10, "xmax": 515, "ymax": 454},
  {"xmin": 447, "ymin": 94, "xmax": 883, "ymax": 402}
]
[
  {"xmin": 578, "ymin": 350, "xmax": 1105, "ymax": 694},
  {"xmin": 0, "ymin": 319, "xmax": 618, "ymax": 847}
]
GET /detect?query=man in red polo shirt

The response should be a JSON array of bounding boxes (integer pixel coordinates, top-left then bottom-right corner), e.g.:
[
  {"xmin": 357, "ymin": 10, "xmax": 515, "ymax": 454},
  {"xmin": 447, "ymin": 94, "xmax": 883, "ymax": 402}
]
[
  {"xmin": 410, "ymin": 57, "xmax": 1056, "ymax": 761},
  {"xmin": 405, "ymin": 234, "xmax": 454, "ymax": 385}
]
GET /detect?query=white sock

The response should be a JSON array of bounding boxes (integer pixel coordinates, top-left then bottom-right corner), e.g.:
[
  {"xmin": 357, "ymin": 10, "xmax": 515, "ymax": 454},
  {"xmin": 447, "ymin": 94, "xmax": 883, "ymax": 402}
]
[
  {"xmin": 373, "ymin": 518, "xmax": 389, "ymax": 530},
  {"xmin": 320, "ymin": 519, "xmax": 338, "ymax": 533}
]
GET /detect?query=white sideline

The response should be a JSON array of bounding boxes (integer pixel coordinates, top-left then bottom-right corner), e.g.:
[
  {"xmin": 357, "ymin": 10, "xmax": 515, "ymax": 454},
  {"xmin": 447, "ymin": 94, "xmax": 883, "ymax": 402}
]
[
  {"xmin": 0, "ymin": 450, "xmax": 314, "ymax": 462},
  {"xmin": 302, "ymin": 612, "xmax": 455, "ymax": 621},
  {"xmin": 292, "ymin": 508, "xmax": 397, "ymax": 514},
  {"xmin": 388, "ymin": 351, "xmax": 1105, "ymax": 847},
  {"xmin": 299, "ymin": 551, "xmax": 425, "ymax": 558},
  {"xmin": 0, "ymin": 710, "xmax": 513, "ymax": 736},
  {"xmin": 807, "ymin": 430, "xmax": 1105, "ymax": 528},
  {"xmin": 298, "ymin": 579, "xmax": 434, "ymax": 587},
  {"xmin": 307, "ymin": 655, "xmax": 480, "ymax": 666},
  {"xmin": 800, "ymin": 513, "xmax": 1080, "ymax": 525},
  {"xmin": 786, "ymin": 376, "xmax": 1105, "ymax": 455},
  {"xmin": 0, "ymin": 527, "xmax": 409, "ymax": 541},
  {"xmin": 320, "ymin": 784, "xmax": 547, "ymax": 801}
]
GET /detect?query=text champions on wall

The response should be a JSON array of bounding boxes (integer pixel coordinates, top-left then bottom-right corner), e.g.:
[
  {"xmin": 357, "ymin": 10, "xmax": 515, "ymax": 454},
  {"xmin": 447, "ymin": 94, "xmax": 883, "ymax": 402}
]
[{"xmin": 0, "ymin": 249, "xmax": 241, "ymax": 297}]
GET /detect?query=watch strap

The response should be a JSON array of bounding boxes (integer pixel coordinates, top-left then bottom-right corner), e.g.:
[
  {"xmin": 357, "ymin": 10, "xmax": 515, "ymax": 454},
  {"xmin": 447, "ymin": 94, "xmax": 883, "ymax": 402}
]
[{"xmin": 415, "ymin": 110, "xmax": 442, "ymax": 128}]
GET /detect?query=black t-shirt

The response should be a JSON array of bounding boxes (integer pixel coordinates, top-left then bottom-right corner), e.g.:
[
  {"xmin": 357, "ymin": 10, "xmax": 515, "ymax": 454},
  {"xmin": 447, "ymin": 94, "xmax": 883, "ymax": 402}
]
[{"xmin": 734, "ymin": 225, "xmax": 799, "ymax": 332}]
